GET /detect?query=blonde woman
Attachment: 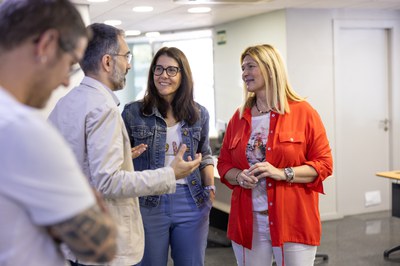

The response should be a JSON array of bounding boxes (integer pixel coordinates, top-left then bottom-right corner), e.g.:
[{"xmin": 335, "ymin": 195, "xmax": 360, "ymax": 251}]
[{"xmin": 217, "ymin": 44, "xmax": 333, "ymax": 266}]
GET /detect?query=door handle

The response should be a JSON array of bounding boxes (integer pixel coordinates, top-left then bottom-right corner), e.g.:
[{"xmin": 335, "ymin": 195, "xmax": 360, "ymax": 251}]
[{"xmin": 379, "ymin": 118, "xmax": 389, "ymax": 132}]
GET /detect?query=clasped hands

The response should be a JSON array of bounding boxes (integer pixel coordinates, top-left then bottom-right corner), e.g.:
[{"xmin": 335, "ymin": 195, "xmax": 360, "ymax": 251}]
[{"xmin": 236, "ymin": 161, "xmax": 281, "ymax": 189}]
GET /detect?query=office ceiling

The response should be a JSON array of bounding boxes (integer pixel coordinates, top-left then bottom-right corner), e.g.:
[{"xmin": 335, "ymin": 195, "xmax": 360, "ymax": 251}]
[{"xmin": 75, "ymin": 0, "xmax": 400, "ymax": 36}]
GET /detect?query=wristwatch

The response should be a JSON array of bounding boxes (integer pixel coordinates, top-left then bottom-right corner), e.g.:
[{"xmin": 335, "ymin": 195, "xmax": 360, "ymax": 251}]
[
  {"xmin": 284, "ymin": 167, "xmax": 295, "ymax": 183},
  {"xmin": 204, "ymin": 185, "xmax": 216, "ymax": 193}
]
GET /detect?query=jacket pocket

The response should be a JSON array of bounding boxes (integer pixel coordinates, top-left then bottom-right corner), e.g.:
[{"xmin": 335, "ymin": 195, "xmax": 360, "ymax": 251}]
[
  {"xmin": 130, "ymin": 125, "xmax": 154, "ymax": 141},
  {"xmin": 277, "ymin": 131, "xmax": 305, "ymax": 160},
  {"xmin": 278, "ymin": 131, "xmax": 304, "ymax": 143},
  {"xmin": 130, "ymin": 126, "xmax": 153, "ymax": 170},
  {"xmin": 105, "ymin": 199, "xmax": 135, "ymax": 256},
  {"xmin": 191, "ymin": 127, "xmax": 201, "ymax": 142}
]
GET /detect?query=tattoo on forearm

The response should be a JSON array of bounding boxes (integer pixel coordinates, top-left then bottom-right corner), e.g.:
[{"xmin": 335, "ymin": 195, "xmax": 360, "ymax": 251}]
[{"xmin": 49, "ymin": 205, "xmax": 117, "ymax": 263}]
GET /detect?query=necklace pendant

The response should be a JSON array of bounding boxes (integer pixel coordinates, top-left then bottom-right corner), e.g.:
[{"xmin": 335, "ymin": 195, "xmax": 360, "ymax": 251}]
[{"xmin": 255, "ymin": 102, "xmax": 269, "ymax": 114}]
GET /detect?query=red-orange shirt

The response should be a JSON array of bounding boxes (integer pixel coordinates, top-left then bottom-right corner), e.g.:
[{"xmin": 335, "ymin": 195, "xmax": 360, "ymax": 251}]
[{"xmin": 217, "ymin": 101, "xmax": 333, "ymax": 249}]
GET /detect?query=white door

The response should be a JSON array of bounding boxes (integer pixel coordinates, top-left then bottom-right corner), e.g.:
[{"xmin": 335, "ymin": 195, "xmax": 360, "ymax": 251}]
[{"xmin": 334, "ymin": 21, "xmax": 392, "ymax": 216}]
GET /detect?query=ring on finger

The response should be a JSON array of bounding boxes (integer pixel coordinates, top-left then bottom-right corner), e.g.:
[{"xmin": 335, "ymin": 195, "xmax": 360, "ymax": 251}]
[{"xmin": 240, "ymin": 181, "xmax": 244, "ymax": 186}]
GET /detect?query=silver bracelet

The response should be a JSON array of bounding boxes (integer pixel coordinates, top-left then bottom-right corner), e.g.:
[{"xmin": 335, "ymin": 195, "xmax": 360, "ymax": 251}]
[{"xmin": 235, "ymin": 170, "xmax": 242, "ymax": 184}]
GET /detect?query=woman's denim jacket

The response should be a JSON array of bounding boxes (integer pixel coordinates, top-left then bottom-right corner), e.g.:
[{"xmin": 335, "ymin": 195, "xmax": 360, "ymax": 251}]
[{"xmin": 122, "ymin": 101, "xmax": 214, "ymax": 208}]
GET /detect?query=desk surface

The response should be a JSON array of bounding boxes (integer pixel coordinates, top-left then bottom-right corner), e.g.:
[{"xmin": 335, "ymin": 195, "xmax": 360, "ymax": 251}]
[
  {"xmin": 376, "ymin": 170, "xmax": 400, "ymax": 180},
  {"xmin": 376, "ymin": 170, "xmax": 400, "ymax": 258}
]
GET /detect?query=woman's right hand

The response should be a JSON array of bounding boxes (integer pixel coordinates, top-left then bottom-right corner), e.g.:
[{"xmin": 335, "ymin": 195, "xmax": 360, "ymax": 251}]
[
  {"xmin": 248, "ymin": 162, "xmax": 283, "ymax": 181},
  {"xmin": 236, "ymin": 169, "xmax": 259, "ymax": 189}
]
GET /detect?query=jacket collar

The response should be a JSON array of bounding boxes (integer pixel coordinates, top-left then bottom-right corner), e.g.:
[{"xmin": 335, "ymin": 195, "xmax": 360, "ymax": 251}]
[
  {"xmin": 81, "ymin": 76, "xmax": 120, "ymax": 106},
  {"xmin": 143, "ymin": 105, "xmax": 187, "ymax": 127}
]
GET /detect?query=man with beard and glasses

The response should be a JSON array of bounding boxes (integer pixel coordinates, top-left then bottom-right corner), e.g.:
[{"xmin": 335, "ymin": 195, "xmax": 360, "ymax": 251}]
[{"xmin": 48, "ymin": 23, "xmax": 202, "ymax": 266}]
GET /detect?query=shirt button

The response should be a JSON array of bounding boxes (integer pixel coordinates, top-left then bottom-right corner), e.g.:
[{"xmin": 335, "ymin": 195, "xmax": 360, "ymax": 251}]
[
  {"xmin": 269, "ymin": 202, "xmax": 273, "ymax": 206},
  {"xmin": 270, "ymin": 130, "xmax": 273, "ymax": 133},
  {"xmin": 268, "ymin": 183, "xmax": 272, "ymax": 187},
  {"xmin": 191, "ymin": 180, "xmax": 196, "ymax": 185},
  {"xmin": 270, "ymin": 221, "xmax": 274, "ymax": 225},
  {"xmin": 271, "ymin": 114, "xmax": 275, "ymax": 117},
  {"xmin": 183, "ymin": 130, "xmax": 188, "ymax": 136},
  {"xmin": 290, "ymin": 137, "xmax": 294, "ymax": 142},
  {"xmin": 267, "ymin": 147, "xmax": 271, "ymax": 151}
]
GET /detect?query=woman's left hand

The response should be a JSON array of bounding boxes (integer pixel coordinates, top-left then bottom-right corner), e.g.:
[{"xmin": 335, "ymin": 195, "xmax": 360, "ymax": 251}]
[{"xmin": 236, "ymin": 170, "xmax": 259, "ymax": 189}]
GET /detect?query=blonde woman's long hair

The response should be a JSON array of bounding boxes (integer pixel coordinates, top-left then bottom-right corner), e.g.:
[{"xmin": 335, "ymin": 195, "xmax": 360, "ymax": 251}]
[{"xmin": 239, "ymin": 44, "xmax": 304, "ymax": 117}]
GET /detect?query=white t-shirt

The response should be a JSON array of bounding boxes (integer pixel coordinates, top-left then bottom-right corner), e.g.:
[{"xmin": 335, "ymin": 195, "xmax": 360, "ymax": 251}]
[
  {"xmin": 165, "ymin": 123, "xmax": 186, "ymax": 184},
  {"xmin": 246, "ymin": 113, "xmax": 270, "ymax": 212},
  {"xmin": 0, "ymin": 88, "xmax": 95, "ymax": 266}
]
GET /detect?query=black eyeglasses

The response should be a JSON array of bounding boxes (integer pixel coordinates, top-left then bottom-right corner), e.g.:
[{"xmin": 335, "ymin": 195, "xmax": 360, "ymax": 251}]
[
  {"xmin": 110, "ymin": 53, "xmax": 133, "ymax": 64},
  {"xmin": 152, "ymin": 65, "xmax": 181, "ymax": 77}
]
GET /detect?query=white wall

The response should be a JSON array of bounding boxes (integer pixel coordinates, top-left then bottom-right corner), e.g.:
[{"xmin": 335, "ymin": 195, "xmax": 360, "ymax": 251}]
[
  {"xmin": 213, "ymin": 8, "xmax": 400, "ymax": 220},
  {"xmin": 285, "ymin": 9, "xmax": 338, "ymax": 220},
  {"xmin": 287, "ymin": 9, "xmax": 400, "ymax": 220},
  {"xmin": 213, "ymin": 10, "xmax": 287, "ymax": 123}
]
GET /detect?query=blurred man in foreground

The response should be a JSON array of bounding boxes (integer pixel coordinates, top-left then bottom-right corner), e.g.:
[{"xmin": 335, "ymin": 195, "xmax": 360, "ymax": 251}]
[{"xmin": 0, "ymin": 1, "xmax": 118, "ymax": 265}]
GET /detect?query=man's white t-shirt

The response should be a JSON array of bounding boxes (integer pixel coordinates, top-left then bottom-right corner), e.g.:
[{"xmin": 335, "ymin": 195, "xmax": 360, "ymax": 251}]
[{"xmin": 0, "ymin": 88, "xmax": 95, "ymax": 265}]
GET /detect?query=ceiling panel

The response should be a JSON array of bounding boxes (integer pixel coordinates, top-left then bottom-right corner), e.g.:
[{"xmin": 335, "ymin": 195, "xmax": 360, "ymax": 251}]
[{"xmin": 73, "ymin": 0, "xmax": 400, "ymax": 35}]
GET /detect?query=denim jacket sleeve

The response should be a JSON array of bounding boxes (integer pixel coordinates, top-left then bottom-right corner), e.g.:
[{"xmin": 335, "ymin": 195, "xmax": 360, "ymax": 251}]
[{"xmin": 196, "ymin": 104, "xmax": 214, "ymax": 170}]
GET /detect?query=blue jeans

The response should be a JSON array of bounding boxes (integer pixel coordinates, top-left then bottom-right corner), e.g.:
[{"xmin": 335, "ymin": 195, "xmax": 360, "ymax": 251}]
[{"xmin": 138, "ymin": 184, "xmax": 212, "ymax": 266}]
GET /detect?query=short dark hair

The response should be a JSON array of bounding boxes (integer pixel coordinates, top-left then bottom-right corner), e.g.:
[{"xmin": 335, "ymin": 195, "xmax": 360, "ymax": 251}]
[
  {"xmin": 0, "ymin": 0, "xmax": 88, "ymax": 53},
  {"xmin": 80, "ymin": 23, "xmax": 124, "ymax": 75},
  {"xmin": 143, "ymin": 47, "xmax": 199, "ymax": 125}
]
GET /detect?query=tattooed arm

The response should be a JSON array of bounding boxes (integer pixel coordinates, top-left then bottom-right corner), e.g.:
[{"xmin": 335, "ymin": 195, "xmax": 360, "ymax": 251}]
[{"xmin": 48, "ymin": 197, "xmax": 117, "ymax": 263}]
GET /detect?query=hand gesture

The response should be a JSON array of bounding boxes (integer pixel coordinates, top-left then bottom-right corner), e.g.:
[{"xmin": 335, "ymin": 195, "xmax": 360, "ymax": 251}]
[
  {"xmin": 170, "ymin": 144, "xmax": 202, "ymax": 179},
  {"xmin": 131, "ymin": 144, "xmax": 147, "ymax": 159}
]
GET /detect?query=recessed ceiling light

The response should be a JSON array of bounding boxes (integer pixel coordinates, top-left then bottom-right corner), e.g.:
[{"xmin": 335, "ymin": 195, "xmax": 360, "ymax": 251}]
[
  {"xmin": 125, "ymin": 30, "xmax": 142, "ymax": 36},
  {"xmin": 145, "ymin": 32, "xmax": 160, "ymax": 38},
  {"xmin": 132, "ymin": 6, "xmax": 154, "ymax": 12},
  {"xmin": 104, "ymin": 20, "xmax": 122, "ymax": 26},
  {"xmin": 87, "ymin": 0, "xmax": 109, "ymax": 2},
  {"xmin": 188, "ymin": 7, "xmax": 211, "ymax": 14}
]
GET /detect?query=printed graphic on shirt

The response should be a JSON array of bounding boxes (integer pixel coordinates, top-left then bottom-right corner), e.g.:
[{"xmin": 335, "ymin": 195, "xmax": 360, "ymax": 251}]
[
  {"xmin": 165, "ymin": 141, "xmax": 179, "ymax": 156},
  {"xmin": 247, "ymin": 114, "xmax": 270, "ymax": 211},
  {"xmin": 165, "ymin": 123, "xmax": 182, "ymax": 168},
  {"xmin": 246, "ymin": 130, "xmax": 267, "ymax": 166},
  {"xmin": 166, "ymin": 123, "xmax": 186, "ymax": 184}
]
